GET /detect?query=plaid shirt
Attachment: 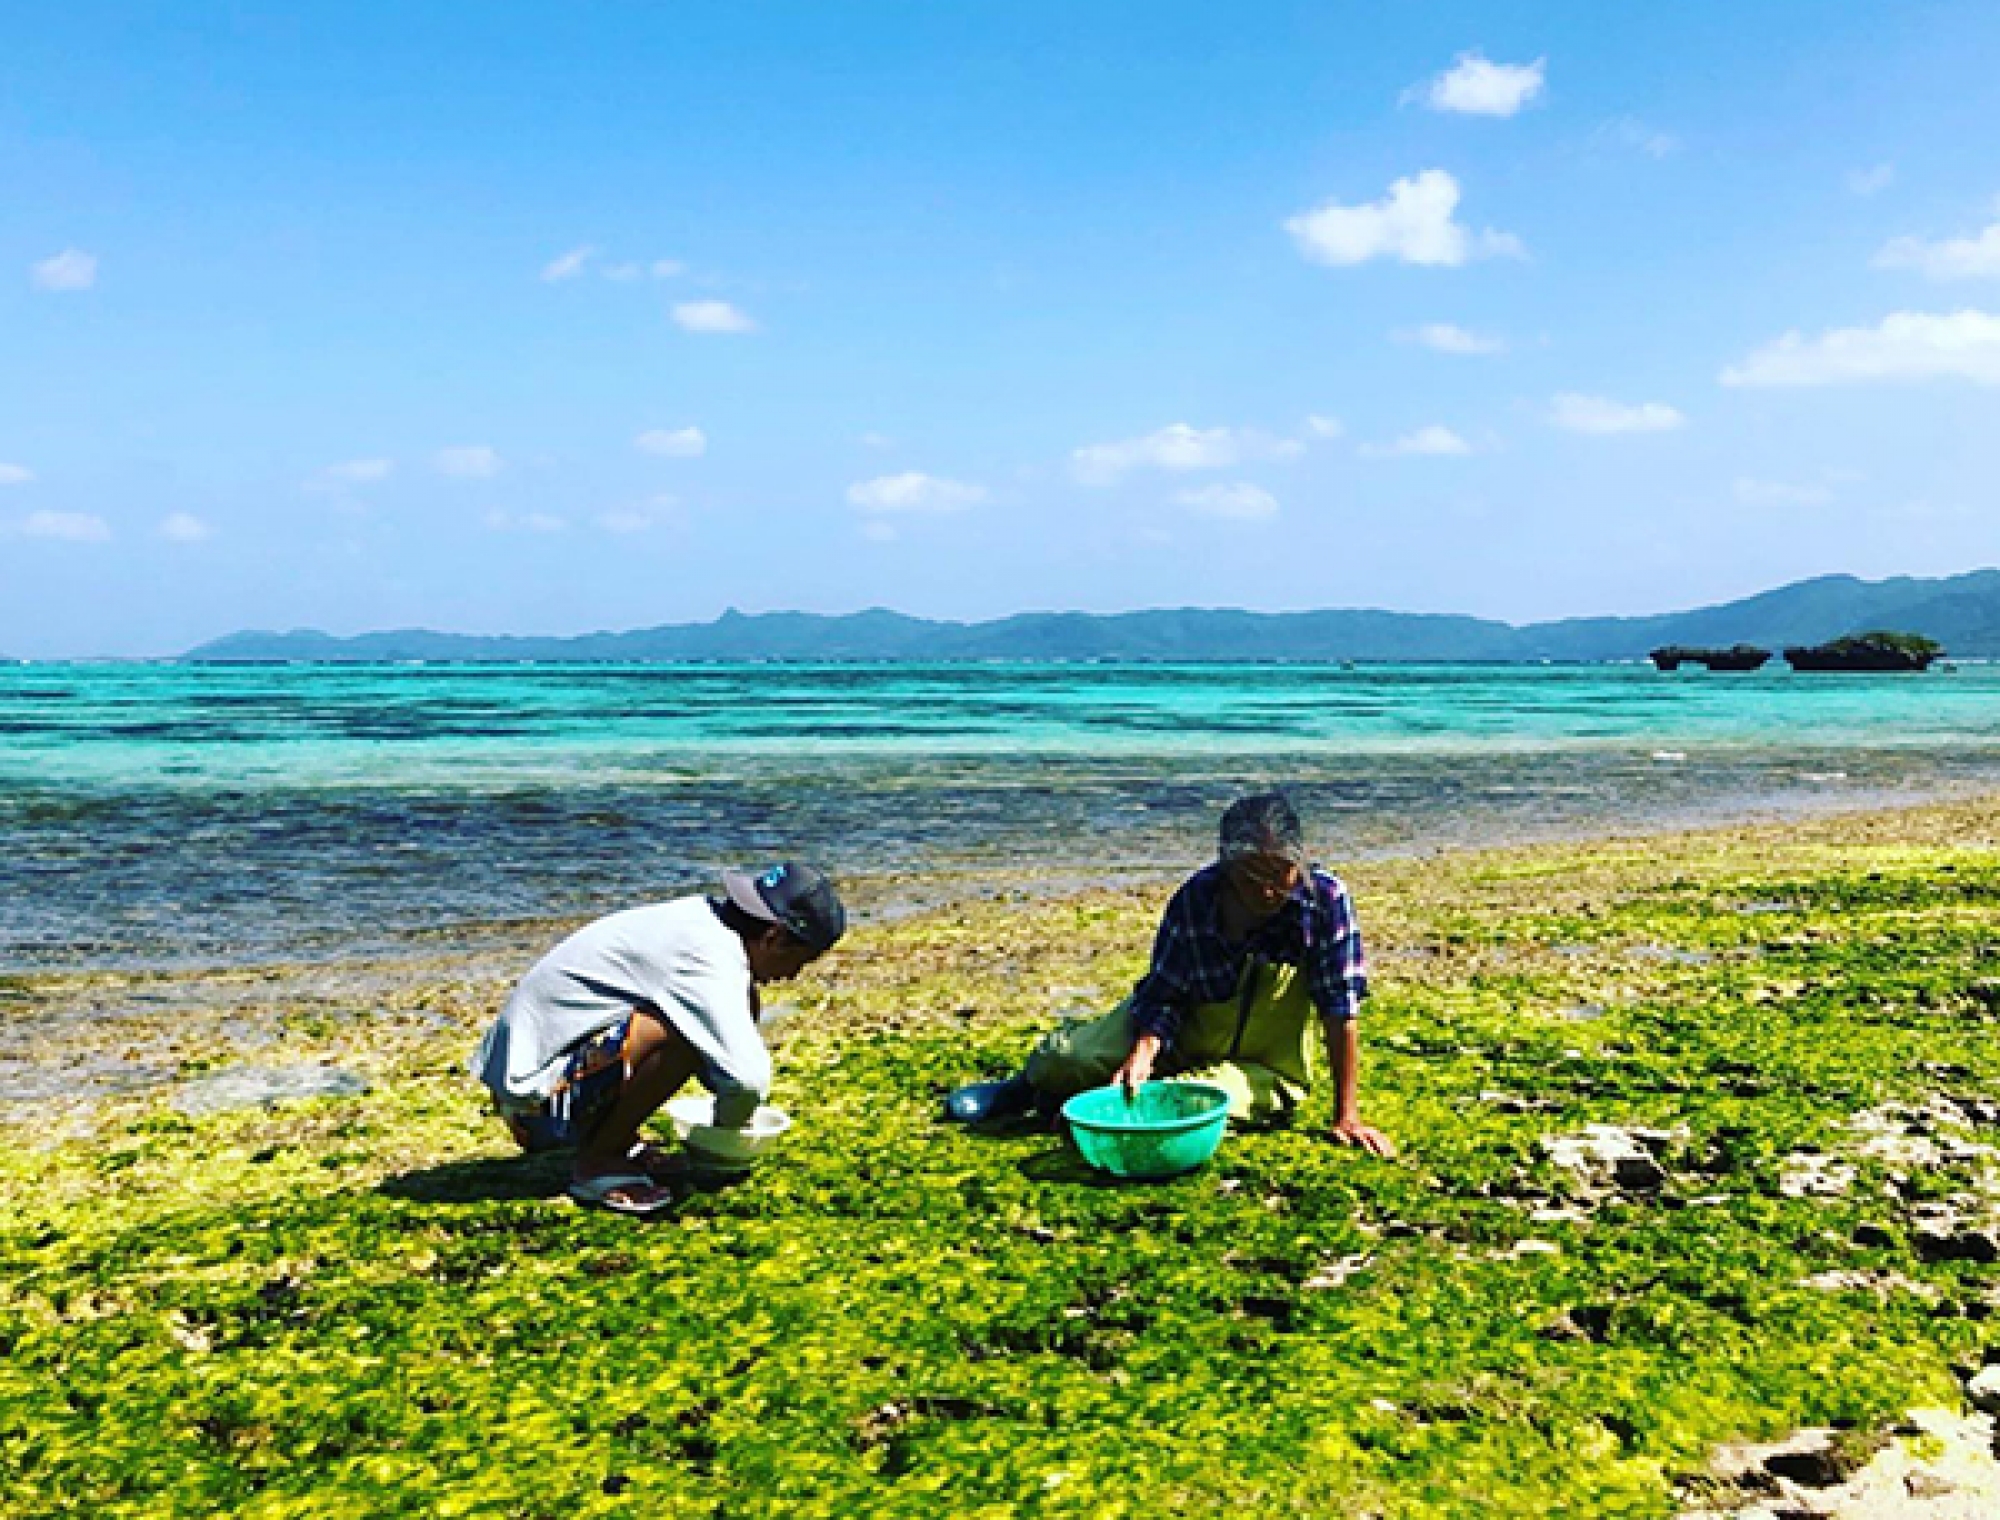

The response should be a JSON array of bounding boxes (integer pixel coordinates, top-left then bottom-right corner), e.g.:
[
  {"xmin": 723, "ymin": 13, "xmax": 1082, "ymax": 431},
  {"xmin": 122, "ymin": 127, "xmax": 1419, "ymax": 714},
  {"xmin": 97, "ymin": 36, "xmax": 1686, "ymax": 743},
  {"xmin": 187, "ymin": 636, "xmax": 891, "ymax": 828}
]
[{"xmin": 1128, "ymin": 863, "xmax": 1368, "ymax": 1047}]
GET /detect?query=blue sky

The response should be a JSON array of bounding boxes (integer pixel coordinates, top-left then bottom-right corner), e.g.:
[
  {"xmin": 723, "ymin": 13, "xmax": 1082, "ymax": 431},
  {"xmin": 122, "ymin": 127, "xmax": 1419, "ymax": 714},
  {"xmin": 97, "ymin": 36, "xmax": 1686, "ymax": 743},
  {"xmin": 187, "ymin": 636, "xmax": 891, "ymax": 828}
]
[{"xmin": 4, "ymin": 1, "xmax": 1999, "ymax": 656}]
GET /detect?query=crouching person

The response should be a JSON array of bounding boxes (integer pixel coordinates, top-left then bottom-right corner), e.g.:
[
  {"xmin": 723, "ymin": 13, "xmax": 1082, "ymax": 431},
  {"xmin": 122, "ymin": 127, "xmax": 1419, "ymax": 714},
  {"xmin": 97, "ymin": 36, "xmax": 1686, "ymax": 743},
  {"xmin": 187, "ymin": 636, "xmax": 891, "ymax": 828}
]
[
  {"xmin": 471, "ymin": 861, "xmax": 846, "ymax": 1215},
  {"xmin": 947, "ymin": 793, "xmax": 1393, "ymax": 1156}
]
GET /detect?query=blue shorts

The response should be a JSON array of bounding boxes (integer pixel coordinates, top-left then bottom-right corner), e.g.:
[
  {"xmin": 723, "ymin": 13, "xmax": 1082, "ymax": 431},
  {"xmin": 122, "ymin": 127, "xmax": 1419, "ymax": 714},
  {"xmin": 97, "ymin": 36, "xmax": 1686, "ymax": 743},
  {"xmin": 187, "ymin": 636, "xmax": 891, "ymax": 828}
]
[{"xmin": 500, "ymin": 1015, "xmax": 634, "ymax": 1153}]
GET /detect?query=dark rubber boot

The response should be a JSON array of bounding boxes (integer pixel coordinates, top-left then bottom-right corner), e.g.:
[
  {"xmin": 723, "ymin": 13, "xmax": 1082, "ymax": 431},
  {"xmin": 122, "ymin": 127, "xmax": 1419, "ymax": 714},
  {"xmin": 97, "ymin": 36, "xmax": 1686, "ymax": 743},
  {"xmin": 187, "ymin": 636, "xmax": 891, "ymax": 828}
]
[{"xmin": 943, "ymin": 1076, "xmax": 1037, "ymax": 1124}]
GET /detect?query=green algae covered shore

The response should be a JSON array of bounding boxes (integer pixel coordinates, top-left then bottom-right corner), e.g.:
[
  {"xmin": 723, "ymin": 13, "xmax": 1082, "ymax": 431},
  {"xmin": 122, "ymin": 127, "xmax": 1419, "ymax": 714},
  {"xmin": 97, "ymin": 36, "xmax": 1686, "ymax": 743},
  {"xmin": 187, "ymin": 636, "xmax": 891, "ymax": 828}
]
[{"xmin": 7, "ymin": 800, "xmax": 2000, "ymax": 1517}]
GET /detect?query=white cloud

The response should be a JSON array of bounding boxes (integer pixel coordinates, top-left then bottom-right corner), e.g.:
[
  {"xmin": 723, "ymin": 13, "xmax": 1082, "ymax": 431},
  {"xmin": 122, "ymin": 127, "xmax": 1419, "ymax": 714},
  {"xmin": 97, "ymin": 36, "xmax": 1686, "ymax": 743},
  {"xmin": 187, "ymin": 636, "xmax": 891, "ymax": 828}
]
[
  {"xmin": 18, "ymin": 510, "xmax": 110, "ymax": 542},
  {"xmin": 158, "ymin": 512, "xmax": 214, "ymax": 542},
  {"xmin": 485, "ymin": 510, "xmax": 568, "ymax": 533},
  {"xmin": 435, "ymin": 446, "xmax": 504, "ymax": 478},
  {"xmin": 1733, "ymin": 477, "xmax": 1834, "ymax": 508},
  {"xmin": 0, "ymin": 463, "xmax": 32, "ymax": 486},
  {"xmin": 1176, "ymin": 482, "xmax": 1280, "ymax": 521},
  {"xmin": 304, "ymin": 458, "xmax": 394, "ymax": 497},
  {"xmin": 1849, "ymin": 164, "xmax": 1896, "ymax": 197},
  {"xmin": 546, "ymin": 249, "xmax": 687, "ymax": 283},
  {"xmin": 845, "ymin": 472, "xmax": 987, "ymax": 514},
  {"xmin": 859, "ymin": 519, "xmax": 899, "ymax": 543},
  {"xmin": 1549, "ymin": 393, "xmax": 1685, "ymax": 434},
  {"xmin": 541, "ymin": 245, "xmax": 595, "ymax": 282},
  {"xmin": 634, "ymin": 426, "xmax": 707, "ymax": 458},
  {"xmin": 595, "ymin": 495, "xmax": 681, "ymax": 534},
  {"xmin": 1410, "ymin": 52, "xmax": 1546, "ymax": 117},
  {"xmin": 1074, "ymin": 424, "xmax": 1236, "ymax": 483},
  {"xmin": 1071, "ymin": 423, "xmax": 1300, "ymax": 485},
  {"xmin": 1305, "ymin": 415, "xmax": 1345, "ymax": 440},
  {"xmin": 31, "ymin": 249, "xmax": 97, "ymax": 291},
  {"xmin": 1398, "ymin": 322, "xmax": 1506, "ymax": 355},
  {"xmin": 1595, "ymin": 117, "xmax": 1680, "ymax": 159},
  {"xmin": 1721, "ymin": 309, "xmax": 2000, "ymax": 387},
  {"xmin": 672, "ymin": 299, "xmax": 756, "ymax": 333},
  {"xmin": 1875, "ymin": 215, "xmax": 2000, "ymax": 280},
  {"xmin": 1364, "ymin": 425, "xmax": 1472, "ymax": 458},
  {"xmin": 1285, "ymin": 170, "xmax": 1524, "ymax": 268},
  {"xmin": 328, "ymin": 458, "xmax": 394, "ymax": 484}
]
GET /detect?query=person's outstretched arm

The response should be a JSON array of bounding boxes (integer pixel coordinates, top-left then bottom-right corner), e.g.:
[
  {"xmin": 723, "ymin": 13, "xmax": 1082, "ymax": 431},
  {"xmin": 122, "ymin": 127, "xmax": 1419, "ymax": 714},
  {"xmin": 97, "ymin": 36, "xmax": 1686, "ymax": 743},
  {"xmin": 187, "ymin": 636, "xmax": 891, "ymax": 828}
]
[
  {"xmin": 1112, "ymin": 1031, "xmax": 1163, "ymax": 1094},
  {"xmin": 1117, "ymin": 877, "xmax": 1210, "ymax": 1093},
  {"xmin": 1310, "ymin": 873, "xmax": 1394, "ymax": 1157},
  {"xmin": 1324, "ymin": 1014, "xmax": 1394, "ymax": 1156}
]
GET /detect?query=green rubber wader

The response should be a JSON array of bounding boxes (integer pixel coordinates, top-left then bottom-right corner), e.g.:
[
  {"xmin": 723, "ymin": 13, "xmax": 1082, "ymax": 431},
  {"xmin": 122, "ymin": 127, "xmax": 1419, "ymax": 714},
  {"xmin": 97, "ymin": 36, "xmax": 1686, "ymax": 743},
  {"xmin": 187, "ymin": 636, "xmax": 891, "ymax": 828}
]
[{"xmin": 1022, "ymin": 958, "xmax": 1317, "ymax": 1125}]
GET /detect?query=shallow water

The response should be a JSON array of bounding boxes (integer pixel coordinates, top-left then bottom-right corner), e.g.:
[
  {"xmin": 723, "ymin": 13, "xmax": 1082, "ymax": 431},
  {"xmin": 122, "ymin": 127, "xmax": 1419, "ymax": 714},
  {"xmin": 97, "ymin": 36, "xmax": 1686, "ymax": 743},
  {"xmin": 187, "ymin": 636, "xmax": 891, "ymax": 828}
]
[{"xmin": 5, "ymin": 661, "xmax": 1997, "ymax": 972}]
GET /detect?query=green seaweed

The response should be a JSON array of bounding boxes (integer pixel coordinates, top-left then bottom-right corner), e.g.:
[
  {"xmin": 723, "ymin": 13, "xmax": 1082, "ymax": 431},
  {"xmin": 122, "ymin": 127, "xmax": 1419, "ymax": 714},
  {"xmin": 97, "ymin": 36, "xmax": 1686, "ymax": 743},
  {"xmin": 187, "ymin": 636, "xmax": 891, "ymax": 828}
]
[{"xmin": 5, "ymin": 803, "xmax": 2000, "ymax": 1516}]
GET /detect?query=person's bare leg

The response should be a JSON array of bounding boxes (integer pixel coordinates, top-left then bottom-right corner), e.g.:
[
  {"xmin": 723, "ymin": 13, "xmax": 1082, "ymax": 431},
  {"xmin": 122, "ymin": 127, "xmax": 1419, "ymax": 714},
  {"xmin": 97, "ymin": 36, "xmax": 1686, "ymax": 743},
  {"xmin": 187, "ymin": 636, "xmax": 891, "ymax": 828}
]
[{"xmin": 574, "ymin": 1009, "xmax": 702, "ymax": 1202}]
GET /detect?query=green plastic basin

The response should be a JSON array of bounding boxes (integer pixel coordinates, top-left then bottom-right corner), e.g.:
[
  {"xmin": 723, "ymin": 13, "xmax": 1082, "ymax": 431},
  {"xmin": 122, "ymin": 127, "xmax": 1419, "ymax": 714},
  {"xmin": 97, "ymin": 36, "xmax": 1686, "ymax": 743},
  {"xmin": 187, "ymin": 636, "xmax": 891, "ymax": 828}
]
[{"xmin": 1060, "ymin": 1080, "xmax": 1231, "ymax": 1179}]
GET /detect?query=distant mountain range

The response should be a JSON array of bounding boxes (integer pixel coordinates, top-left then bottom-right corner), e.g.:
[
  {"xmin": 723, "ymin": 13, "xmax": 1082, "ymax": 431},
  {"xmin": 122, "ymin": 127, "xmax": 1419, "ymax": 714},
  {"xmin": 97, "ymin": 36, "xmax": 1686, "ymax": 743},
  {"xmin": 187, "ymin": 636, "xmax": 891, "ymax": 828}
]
[{"xmin": 185, "ymin": 569, "xmax": 2000, "ymax": 663}]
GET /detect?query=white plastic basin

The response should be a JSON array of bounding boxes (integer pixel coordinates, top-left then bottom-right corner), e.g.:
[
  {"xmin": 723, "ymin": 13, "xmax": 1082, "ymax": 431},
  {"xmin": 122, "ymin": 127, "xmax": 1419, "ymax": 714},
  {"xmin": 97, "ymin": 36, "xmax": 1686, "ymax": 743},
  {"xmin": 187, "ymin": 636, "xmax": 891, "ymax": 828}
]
[{"xmin": 663, "ymin": 1095, "xmax": 792, "ymax": 1170}]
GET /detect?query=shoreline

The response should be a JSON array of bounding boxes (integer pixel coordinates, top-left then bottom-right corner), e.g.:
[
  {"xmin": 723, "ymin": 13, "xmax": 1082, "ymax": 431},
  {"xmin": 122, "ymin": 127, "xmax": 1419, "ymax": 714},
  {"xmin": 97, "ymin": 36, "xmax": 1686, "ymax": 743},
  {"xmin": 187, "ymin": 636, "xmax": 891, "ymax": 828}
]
[
  {"xmin": 10, "ymin": 660, "xmax": 2000, "ymax": 978},
  {"xmin": 12, "ymin": 765, "xmax": 2000, "ymax": 984},
  {"xmin": 7, "ymin": 787, "xmax": 2000, "ymax": 1126}
]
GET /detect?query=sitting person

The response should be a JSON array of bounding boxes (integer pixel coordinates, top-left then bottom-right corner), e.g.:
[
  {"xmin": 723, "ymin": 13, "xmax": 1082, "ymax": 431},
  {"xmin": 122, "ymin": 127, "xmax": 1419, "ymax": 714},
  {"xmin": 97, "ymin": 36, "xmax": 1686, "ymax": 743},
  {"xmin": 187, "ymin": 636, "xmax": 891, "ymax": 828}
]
[
  {"xmin": 470, "ymin": 861, "xmax": 847, "ymax": 1215},
  {"xmin": 947, "ymin": 792, "xmax": 1394, "ymax": 1156}
]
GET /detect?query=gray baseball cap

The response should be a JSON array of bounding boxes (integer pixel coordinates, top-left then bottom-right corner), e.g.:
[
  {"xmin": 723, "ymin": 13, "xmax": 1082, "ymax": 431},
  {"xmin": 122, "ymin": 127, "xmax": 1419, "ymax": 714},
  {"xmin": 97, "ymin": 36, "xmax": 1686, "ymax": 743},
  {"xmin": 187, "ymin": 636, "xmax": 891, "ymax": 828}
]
[{"xmin": 721, "ymin": 861, "xmax": 847, "ymax": 954}]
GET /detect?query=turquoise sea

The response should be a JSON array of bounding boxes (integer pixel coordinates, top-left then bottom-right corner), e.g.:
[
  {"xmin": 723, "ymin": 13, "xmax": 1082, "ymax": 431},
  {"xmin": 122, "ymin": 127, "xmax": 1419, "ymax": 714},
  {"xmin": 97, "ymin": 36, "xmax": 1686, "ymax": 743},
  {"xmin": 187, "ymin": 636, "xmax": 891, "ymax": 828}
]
[{"xmin": 4, "ymin": 661, "xmax": 1996, "ymax": 972}]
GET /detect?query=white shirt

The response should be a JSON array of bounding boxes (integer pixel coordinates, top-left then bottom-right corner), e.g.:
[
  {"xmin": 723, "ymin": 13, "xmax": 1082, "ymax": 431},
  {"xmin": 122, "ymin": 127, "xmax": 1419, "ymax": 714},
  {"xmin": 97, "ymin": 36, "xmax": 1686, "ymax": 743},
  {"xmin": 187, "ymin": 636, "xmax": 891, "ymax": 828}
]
[{"xmin": 470, "ymin": 897, "xmax": 770, "ymax": 1124}]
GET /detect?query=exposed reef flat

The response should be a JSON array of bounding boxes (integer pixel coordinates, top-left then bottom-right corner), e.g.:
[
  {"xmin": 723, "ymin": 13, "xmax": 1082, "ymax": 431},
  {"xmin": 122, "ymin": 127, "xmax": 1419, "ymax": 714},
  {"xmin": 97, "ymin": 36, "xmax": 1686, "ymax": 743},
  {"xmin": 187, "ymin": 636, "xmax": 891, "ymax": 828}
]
[{"xmin": 6, "ymin": 798, "xmax": 2000, "ymax": 1516}]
